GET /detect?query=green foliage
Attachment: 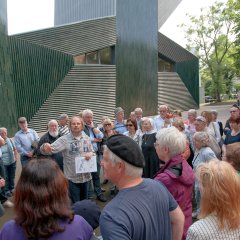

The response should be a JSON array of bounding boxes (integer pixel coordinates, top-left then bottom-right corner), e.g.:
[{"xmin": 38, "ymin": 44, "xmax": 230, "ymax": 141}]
[{"xmin": 179, "ymin": 0, "xmax": 238, "ymax": 102}]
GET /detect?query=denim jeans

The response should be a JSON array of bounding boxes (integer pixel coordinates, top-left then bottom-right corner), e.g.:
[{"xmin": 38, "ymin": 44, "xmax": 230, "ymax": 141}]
[
  {"xmin": 20, "ymin": 155, "xmax": 31, "ymax": 168},
  {"xmin": 68, "ymin": 180, "xmax": 89, "ymax": 203},
  {"xmin": 3, "ymin": 161, "xmax": 16, "ymax": 193},
  {"xmin": 91, "ymin": 154, "xmax": 102, "ymax": 197}
]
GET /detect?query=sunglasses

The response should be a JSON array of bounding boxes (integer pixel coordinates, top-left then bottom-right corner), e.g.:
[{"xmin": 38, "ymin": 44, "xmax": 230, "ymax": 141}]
[
  {"xmin": 104, "ymin": 123, "xmax": 111, "ymax": 127},
  {"xmin": 126, "ymin": 124, "xmax": 133, "ymax": 127}
]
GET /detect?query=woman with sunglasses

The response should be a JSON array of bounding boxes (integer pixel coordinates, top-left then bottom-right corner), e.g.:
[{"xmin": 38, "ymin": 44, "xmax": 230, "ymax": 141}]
[
  {"xmin": 123, "ymin": 119, "xmax": 142, "ymax": 147},
  {"xmin": 100, "ymin": 118, "xmax": 117, "ymax": 195}
]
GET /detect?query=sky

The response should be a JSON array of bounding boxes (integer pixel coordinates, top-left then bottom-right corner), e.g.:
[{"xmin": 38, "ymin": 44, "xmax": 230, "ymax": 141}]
[{"xmin": 7, "ymin": 0, "xmax": 227, "ymax": 48}]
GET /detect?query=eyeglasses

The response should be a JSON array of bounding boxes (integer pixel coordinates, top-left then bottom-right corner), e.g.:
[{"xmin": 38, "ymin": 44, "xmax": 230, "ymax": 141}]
[
  {"xmin": 104, "ymin": 123, "xmax": 111, "ymax": 127},
  {"xmin": 154, "ymin": 142, "xmax": 159, "ymax": 148},
  {"xmin": 230, "ymin": 111, "xmax": 237, "ymax": 113},
  {"xmin": 126, "ymin": 124, "xmax": 133, "ymax": 127}
]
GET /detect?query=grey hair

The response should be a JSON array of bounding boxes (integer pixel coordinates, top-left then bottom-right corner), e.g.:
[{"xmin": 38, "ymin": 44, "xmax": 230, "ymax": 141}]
[
  {"xmin": 193, "ymin": 131, "xmax": 210, "ymax": 147},
  {"xmin": 0, "ymin": 127, "xmax": 7, "ymax": 133},
  {"xmin": 104, "ymin": 146, "xmax": 143, "ymax": 177},
  {"xmin": 188, "ymin": 109, "xmax": 197, "ymax": 117},
  {"xmin": 134, "ymin": 107, "xmax": 143, "ymax": 113},
  {"xmin": 82, "ymin": 109, "xmax": 93, "ymax": 117},
  {"xmin": 156, "ymin": 127, "xmax": 186, "ymax": 158},
  {"xmin": 48, "ymin": 119, "xmax": 58, "ymax": 127},
  {"xmin": 211, "ymin": 110, "xmax": 218, "ymax": 117},
  {"xmin": 142, "ymin": 117, "xmax": 155, "ymax": 130}
]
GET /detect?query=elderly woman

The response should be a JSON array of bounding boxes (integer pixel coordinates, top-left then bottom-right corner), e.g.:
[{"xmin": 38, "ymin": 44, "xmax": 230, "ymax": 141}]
[
  {"xmin": 154, "ymin": 127, "xmax": 194, "ymax": 240},
  {"xmin": 0, "ymin": 158, "xmax": 94, "ymax": 239},
  {"xmin": 192, "ymin": 132, "xmax": 216, "ymax": 218},
  {"xmin": 172, "ymin": 118, "xmax": 192, "ymax": 162},
  {"xmin": 201, "ymin": 111, "xmax": 221, "ymax": 144},
  {"xmin": 141, "ymin": 117, "xmax": 159, "ymax": 178},
  {"xmin": 222, "ymin": 116, "xmax": 240, "ymax": 157},
  {"xmin": 124, "ymin": 118, "xmax": 142, "ymax": 147},
  {"xmin": 0, "ymin": 128, "xmax": 18, "ymax": 197},
  {"xmin": 184, "ymin": 109, "xmax": 197, "ymax": 137},
  {"xmin": 186, "ymin": 160, "xmax": 240, "ymax": 239}
]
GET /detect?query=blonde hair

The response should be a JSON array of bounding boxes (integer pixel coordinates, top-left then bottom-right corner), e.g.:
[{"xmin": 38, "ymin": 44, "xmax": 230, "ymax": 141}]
[
  {"xmin": 201, "ymin": 111, "xmax": 213, "ymax": 125},
  {"xmin": 172, "ymin": 117, "xmax": 185, "ymax": 131},
  {"xmin": 197, "ymin": 160, "xmax": 240, "ymax": 229},
  {"xmin": 193, "ymin": 132, "xmax": 210, "ymax": 147}
]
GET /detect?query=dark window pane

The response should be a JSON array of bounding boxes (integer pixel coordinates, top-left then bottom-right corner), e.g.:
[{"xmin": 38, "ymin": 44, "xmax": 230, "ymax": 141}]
[
  {"xmin": 86, "ymin": 51, "xmax": 99, "ymax": 64},
  {"xmin": 158, "ymin": 58, "xmax": 173, "ymax": 72},
  {"xmin": 100, "ymin": 47, "xmax": 111, "ymax": 64}
]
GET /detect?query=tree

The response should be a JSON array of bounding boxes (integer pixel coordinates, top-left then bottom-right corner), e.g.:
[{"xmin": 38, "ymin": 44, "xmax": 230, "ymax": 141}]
[{"xmin": 179, "ymin": 1, "xmax": 236, "ymax": 102}]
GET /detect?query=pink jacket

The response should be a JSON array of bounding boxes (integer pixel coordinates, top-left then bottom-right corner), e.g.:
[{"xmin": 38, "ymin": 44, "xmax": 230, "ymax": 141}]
[{"xmin": 154, "ymin": 154, "xmax": 194, "ymax": 240}]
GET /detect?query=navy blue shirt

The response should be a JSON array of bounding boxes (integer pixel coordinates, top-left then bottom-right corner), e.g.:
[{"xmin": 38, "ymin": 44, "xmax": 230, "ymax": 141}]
[
  {"xmin": 100, "ymin": 178, "xmax": 177, "ymax": 240},
  {"xmin": 224, "ymin": 131, "xmax": 240, "ymax": 145}
]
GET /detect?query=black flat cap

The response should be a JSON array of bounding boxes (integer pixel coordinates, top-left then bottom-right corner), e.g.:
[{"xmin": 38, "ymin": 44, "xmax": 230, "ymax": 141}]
[
  {"xmin": 106, "ymin": 134, "xmax": 145, "ymax": 168},
  {"xmin": 72, "ymin": 200, "xmax": 101, "ymax": 230}
]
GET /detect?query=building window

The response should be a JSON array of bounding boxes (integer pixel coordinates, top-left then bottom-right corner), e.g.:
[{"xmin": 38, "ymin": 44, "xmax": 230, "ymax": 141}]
[
  {"xmin": 100, "ymin": 47, "xmax": 111, "ymax": 64},
  {"xmin": 158, "ymin": 57, "xmax": 173, "ymax": 72},
  {"xmin": 86, "ymin": 51, "xmax": 99, "ymax": 64},
  {"xmin": 74, "ymin": 54, "xmax": 86, "ymax": 64}
]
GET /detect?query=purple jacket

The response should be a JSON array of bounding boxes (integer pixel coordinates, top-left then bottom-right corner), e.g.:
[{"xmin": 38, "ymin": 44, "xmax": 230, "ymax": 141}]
[{"xmin": 154, "ymin": 154, "xmax": 194, "ymax": 240}]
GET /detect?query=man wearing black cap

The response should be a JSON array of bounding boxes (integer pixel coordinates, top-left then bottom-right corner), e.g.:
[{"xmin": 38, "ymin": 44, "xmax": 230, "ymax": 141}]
[{"xmin": 100, "ymin": 135, "xmax": 184, "ymax": 240}]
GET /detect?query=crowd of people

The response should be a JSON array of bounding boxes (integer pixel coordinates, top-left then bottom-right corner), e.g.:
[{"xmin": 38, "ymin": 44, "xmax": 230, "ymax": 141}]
[{"xmin": 0, "ymin": 103, "xmax": 239, "ymax": 239}]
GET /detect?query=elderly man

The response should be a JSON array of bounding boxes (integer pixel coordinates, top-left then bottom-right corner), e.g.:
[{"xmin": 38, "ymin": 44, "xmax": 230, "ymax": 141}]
[
  {"xmin": 113, "ymin": 107, "xmax": 127, "ymax": 134},
  {"xmin": 14, "ymin": 117, "xmax": 39, "ymax": 167},
  {"xmin": 82, "ymin": 109, "xmax": 106, "ymax": 202},
  {"xmin": 58, "ymin": 113, "xmax": 70, "ymax": 136},
  {"xmin": 41, "ymin": 116, "xmax": 93, "ymax": 203},
  {"xmin": 36, "ymin": 120, "xmax": 63, "ymax": 171},
  {"xmin": 154, "ymin": 105, "xmax": 172, "ymax": 131},
  {"xmin": 194, "ymin": 116, "xmax": 221, "ymax": 158},
  {"xmin": 224, "ymin": 104, "xmax": 240, "ymax": 135},
  {"xmin": 134, "ymin": 107, "xmax": 143, "ymax": 129},
  {"xmin": 100, "ymin": 134, "xmax": 184, "ymax": 240}
]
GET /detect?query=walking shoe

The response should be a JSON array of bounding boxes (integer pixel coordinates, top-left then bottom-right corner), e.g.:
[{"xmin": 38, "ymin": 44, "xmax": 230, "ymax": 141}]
[
  {"xmin": 3, "ymin": 200, "xmax": 14, "ymax": 208},
  {"xmin": 97, "ymin": 194, "xmax": 107, "ymax": 202}
]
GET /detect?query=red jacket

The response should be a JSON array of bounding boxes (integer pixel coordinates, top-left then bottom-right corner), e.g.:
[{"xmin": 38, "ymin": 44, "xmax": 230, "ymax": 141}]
[{"xmin": 154, "ymin": 154, "xmax": 194, "ymax": 240}]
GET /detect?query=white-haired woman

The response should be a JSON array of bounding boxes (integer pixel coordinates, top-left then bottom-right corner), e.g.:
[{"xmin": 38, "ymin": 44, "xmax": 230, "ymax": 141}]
[
  {"xmin": 186, "ymin": 160, "xmax": 240, "ymax": 239},
  {"xmin": 184, "ymin": 109, "xmax": 197, "ymax": 138},
  {"xmin": 154, "ymin": 127, "xmax": 194, "ymax": 240},
  {"xmin": 192, "ymin": 132, "xmax": 216, "ymax": 218},
  {"xmin": 141, "ymin": 117, "xmax": 160, "ymax": 178}
]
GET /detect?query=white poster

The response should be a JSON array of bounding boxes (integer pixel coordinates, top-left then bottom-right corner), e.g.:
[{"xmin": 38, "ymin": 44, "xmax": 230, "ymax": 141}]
[{"xmin": 75, "ymin": 156, "xmax": 97, "ymax": 173}]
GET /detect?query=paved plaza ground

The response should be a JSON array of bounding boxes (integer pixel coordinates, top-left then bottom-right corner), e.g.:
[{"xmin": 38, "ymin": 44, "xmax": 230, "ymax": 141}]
[{"xmin": 0, "ymin": 102, "xmax": 234, "ymax": 231}]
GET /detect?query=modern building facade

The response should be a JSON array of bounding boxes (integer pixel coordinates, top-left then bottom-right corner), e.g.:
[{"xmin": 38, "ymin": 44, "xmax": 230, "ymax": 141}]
[{"xmin": 0, "ymin": 0, "xmax": 198, "ymax": 135}]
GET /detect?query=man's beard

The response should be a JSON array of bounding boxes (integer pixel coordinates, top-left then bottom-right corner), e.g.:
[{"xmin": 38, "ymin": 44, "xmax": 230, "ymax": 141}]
[{"xmin": 49, "ymin": 130, "xmax": 59, "ymax": 138}]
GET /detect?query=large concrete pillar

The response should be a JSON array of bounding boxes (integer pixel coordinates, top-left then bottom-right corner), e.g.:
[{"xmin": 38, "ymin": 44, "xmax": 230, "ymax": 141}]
[{"xmin": 116, "ymin": 0, "xmax": 158, "ymax": 116}]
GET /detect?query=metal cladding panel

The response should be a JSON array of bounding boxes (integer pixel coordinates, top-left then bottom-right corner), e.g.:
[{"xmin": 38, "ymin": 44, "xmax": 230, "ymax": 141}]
[
  {"xmin": 158, "ymin": 32, "xmax": 197, "ymax": 62},
  {"xmin": 176, "ymin": 59, "xmax": 199, "ymax": 105},
  {"xmin": 9, "ymin": 37, "xmax": 74, "ymax": 131},
  {"xmin": 30, "ymin": 65, "xmax": 116, "ymax": 132},
  {"xmin": 158, "ymin": 72, "xmax": 198, "ymax": 111},
  {"xmin": 116, "ymin": 0, "xmax": 158, "ymax": 117},
  {"xmin": 12, "ymin": 17, "xmax": 116, "ymax": 56},
  {"xmin": 55, "ymin": 0, "xmax": 116, "ymax": 26},
  {"xmin": 0, "ymin": 0, "xmax": 17, "ymax": 136},
  {"xmin": 158, "ymin": 0, "xmax": 182, "ymax": 28},
  {"xmin": 158, "ymin": 32, "xmax": 199, "ymax": 105}
]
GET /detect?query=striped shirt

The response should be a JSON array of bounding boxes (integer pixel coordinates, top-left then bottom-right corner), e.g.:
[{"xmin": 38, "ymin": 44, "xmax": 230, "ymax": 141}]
[
  {"xmin": 186, "ymin": 215, "xmax": 240, "ymax": 240},
  {"xmin": 58, "ymin": 125, "xmax": 70, "ymax": 136},
  {"xmin": 41, "ymin": 132, "xmax": 93, "ymax": 183}
]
